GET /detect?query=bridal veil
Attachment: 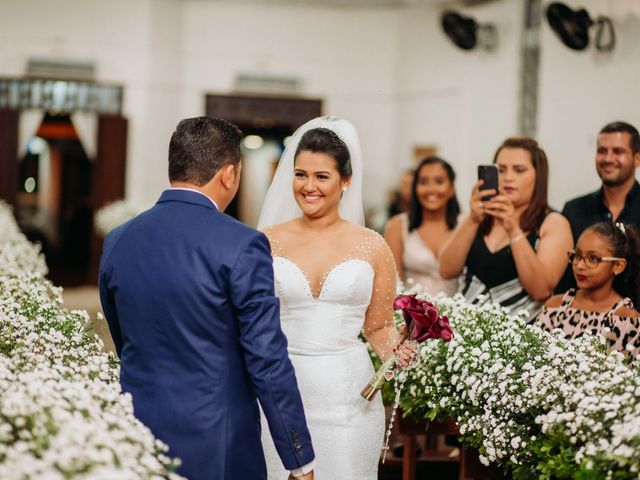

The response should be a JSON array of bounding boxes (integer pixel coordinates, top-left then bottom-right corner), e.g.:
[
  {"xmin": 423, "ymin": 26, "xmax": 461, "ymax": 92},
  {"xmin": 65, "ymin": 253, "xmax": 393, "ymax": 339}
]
[{"xmin": 257, "ymin": 116, "xmax": 365, "ymax": 229}]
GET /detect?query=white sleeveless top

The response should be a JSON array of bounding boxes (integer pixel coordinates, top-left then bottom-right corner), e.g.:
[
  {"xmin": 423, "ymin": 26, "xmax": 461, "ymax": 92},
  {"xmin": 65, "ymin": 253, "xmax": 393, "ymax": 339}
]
[{"xmin": 401, "ymin": 213, "xmax": 458, "ymax": 296}]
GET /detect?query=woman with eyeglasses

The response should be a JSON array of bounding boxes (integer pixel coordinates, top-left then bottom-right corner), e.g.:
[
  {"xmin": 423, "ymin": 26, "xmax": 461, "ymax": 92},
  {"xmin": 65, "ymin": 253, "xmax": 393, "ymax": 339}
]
[{"xmin": 536, "ymin": 222, "xmax": 640, "ymax": 358}]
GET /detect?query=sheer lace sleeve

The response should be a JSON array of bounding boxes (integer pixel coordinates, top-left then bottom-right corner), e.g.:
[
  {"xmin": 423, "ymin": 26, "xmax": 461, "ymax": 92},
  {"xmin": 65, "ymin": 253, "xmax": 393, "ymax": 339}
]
[
  {"xmin": 260, "ymin": 225, "xmax": 283, "ymax": 257},
  {"xmin": 361, "ymin": 230, "xmax": 401, "ymax": 361}
]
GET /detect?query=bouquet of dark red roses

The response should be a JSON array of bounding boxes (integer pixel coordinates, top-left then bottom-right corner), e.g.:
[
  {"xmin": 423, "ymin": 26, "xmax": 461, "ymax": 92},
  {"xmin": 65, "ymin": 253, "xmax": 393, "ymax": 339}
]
[{"xmin": 361, "ymin": 294, "xmax": 454, "ymax": 400}]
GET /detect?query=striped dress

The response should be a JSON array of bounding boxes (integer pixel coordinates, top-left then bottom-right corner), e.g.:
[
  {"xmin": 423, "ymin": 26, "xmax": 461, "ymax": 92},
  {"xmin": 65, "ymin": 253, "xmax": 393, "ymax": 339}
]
[{"xmin": 459, "ymin": 229, "xmax": 542, "ymax": 319}]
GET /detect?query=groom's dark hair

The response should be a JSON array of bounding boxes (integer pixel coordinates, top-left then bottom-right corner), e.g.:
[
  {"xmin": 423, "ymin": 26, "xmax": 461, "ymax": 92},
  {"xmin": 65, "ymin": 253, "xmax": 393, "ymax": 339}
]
[{"xmin": 168, "ymin": 117, "xmax": 243, "ymax": 186}]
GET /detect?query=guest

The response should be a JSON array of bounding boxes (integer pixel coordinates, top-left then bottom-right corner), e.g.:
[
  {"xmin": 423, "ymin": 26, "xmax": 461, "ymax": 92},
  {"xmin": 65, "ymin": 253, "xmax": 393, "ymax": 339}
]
[
  {"xmin": 439, "ymin": 136, "xmax": 573, "ymax": 317},
  {"xmin": 387, "ymin": 169, "xmax": 414, "ymax": 218},
  {"xmin": 384, "ymin": 156, "xmax": 460, "ymax": 296},
  {"xmin": 366, "ymin": 169, "xmax": 413, "ymax": 233},
  {"xmin": 537, "ymin": 222, "xmax": 640, "ymax": 359},
  {"xmin": 557, "ymin": 121, "xmax": 640, "ymax": 292}
]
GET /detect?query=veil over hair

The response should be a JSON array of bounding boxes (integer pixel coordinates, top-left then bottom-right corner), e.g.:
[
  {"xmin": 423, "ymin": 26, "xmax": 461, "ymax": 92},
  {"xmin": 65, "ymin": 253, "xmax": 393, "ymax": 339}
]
[{"xmin": 257, "ymin": 116, "xmax": 364, "ymax": 229}]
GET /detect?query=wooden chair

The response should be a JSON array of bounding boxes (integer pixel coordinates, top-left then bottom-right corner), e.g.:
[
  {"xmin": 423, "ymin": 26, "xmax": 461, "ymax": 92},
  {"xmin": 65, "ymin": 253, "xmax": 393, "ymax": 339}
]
[{"xmin": 397, "ymin": 414, "xmax": 509, "ymax": 480}]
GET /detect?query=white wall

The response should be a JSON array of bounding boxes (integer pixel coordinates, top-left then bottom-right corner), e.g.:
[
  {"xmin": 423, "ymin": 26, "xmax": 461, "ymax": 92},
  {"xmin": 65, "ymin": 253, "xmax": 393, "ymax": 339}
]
[
  {"xmin": 178, "ymin": 1, "xmax": 401, "ymax": 209},
  {"xmin": 2, "ymin": 0, "xmax": 640, "ymax": 217},
  {"xmin": 394, "ymin": 0, "xmax": 524, "ymax": 211},
  {"xmin": 0, "ymin": 0, "xmax": 177, "ymax": 209},
  {"xmin": 0, "ymin": 0, "xmax": 401, "ymax": 210},
  {"xmin": 538, "ymin": 0, "xmax": 640, "ymax": 209},
  {"xmin": 395, "ymin": 0, "xmax": 640, "ymax": 212}
]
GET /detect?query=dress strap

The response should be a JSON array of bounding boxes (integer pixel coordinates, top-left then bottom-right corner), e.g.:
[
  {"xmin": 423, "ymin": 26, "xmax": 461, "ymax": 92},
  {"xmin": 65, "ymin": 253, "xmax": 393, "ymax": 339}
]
[
  {"xmin": 400, "ymin": 213, "xmax": 409, "ymax": 240},
  {"xmin": 606, "ymin": 297, "xmax": 635, "ymax": 320},
  {"xmin": 559, "ymin": 288, "xmax": 576, "ymax": 312}
]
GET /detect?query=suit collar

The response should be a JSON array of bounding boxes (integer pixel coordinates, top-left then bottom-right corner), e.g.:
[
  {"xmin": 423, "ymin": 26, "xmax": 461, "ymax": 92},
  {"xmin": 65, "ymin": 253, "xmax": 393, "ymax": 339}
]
[{"xmin": 157, "ymin": 189, "xmax": 219, "ymax": 211}]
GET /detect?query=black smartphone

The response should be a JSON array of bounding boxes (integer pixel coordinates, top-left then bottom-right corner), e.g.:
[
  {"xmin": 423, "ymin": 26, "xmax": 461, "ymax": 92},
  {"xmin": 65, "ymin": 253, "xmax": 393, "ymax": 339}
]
[{"xmin": 477, "ymin": 164, "xmax": 499, "ymax": 200}]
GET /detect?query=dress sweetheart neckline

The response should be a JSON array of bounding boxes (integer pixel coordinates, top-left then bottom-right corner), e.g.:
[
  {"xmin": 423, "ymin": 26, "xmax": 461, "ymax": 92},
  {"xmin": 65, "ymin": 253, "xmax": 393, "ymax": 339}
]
[{"xmin": 273, "ymin": 256, "xmax": 373, "ymax": 301}]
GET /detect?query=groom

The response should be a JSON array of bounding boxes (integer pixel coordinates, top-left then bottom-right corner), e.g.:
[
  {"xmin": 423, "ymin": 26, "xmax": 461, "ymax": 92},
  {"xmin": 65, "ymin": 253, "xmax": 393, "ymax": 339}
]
[{"xmin": 99, "ymin": 117, "xmax": 314, "ymax": 480}]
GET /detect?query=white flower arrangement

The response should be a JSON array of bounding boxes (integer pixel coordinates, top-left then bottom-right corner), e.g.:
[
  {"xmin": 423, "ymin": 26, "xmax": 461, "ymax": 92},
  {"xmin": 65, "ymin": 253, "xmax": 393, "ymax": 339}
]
[
  {"xmin": 0, "ymin": 201, "xmax": 183, "ymax": 479},
  {"xmin": 380, "ymin": 288, "xmax": 640, "ymax": 479},
  {"xmin": 95, "ymin": 200, "xmax": 144, "ymax": 237}
]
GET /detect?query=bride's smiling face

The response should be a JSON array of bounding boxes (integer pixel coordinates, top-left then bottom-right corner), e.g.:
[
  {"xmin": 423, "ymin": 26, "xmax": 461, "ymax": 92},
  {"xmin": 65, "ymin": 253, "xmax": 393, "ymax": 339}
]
[{"xmin": 293, "ymin": 150, "xmax": 350, "ymax": 218}]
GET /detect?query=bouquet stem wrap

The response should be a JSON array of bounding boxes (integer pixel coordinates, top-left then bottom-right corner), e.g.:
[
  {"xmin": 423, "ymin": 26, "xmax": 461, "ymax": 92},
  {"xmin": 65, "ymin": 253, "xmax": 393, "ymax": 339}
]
[{"xmin": 360, "ymin": 350, "xmax": 400, "ymax": 401}]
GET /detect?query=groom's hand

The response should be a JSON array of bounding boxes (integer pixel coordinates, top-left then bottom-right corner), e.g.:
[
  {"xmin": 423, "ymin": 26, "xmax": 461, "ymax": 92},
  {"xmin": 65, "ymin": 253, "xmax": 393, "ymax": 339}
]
[{"xmin": 289, "ymin": 471, "xmax": 314, "ymax": 480}]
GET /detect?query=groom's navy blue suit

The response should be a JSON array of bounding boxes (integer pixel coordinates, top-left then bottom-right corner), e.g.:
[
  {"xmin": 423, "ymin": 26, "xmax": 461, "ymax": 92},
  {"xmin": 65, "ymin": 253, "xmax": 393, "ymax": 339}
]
[{"xmin": 99, "ymin": 189, "xmax": 313, "ymax": 480}]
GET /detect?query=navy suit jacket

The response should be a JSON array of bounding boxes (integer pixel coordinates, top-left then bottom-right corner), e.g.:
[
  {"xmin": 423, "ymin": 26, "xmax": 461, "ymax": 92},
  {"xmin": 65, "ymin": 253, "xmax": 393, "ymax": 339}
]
[{"xmin": 99, "ymin": 189, "xmax": 313, "ymax": 480}]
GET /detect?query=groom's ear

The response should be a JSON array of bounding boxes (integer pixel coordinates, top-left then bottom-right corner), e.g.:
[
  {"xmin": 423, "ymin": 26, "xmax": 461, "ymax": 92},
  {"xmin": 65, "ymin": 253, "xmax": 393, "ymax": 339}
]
[{"xmin": 219, "ymin": 163, "xmax": 239, "ymax": 189}]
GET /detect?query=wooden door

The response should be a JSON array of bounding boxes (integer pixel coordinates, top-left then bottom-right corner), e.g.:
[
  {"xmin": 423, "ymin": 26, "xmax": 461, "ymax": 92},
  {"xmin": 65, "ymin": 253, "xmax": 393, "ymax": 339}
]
[
  {"xmin": 205, "ymin": 94, "xmax": 322, "ymax": 219},
  {"xmin": 205, "ymin": 94, "xmax": 322, "ymax": 131},
  {"xmin": 0, "ymin": 108, "xmax": 19, "ymax": 206},
  {"xmin": 87, "ymin": 114, "xmax": 128, "ymax": 284}
]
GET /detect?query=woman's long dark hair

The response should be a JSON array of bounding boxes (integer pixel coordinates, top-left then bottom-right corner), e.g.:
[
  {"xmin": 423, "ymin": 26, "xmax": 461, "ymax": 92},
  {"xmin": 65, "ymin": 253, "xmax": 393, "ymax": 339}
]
[
  {"xmin": 480, "ymin": 136, "xmax": 551, "ymax": 235},
  {"xmin": 408, "ymin": 156, "xmax": 460, "ymax": 231},
  {"xmin": 586, "ymin": 222, "xmax": 640, "ymax": 308}
]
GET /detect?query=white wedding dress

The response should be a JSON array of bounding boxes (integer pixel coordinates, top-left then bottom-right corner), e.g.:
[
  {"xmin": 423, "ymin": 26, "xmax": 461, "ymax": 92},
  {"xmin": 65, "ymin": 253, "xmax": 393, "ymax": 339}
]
[
  {"xmin": 257, "ymin": 115, "xmax": 395, "ymax": 479},
  {"xmin": 260, "ymin": 254, "xmax": 385, "ymax": 479}
]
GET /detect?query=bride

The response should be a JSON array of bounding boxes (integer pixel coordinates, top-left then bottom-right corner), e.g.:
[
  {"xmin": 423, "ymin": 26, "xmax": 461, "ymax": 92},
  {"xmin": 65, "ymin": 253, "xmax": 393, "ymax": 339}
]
[{"xmin": 257, "ymin": 116, "xmax": 410, "ymax": 479}]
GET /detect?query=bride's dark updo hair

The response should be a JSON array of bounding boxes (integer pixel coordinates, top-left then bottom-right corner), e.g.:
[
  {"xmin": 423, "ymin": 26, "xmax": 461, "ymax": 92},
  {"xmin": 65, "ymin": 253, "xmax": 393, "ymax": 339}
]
[{"xmin": 294, "ymin": 128, "xmax": 352, "ymax": 179}]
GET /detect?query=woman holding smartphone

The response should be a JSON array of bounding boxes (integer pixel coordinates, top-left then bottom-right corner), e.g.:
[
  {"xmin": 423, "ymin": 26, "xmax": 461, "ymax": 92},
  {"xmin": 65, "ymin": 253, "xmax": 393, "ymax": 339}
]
[{"xmin": 439, "ymin": 136, "xmax": 573, "ymax": 317}]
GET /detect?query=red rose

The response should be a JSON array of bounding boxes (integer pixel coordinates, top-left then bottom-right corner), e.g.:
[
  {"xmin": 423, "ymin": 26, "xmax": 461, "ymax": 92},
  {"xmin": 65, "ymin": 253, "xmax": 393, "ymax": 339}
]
[{"xmin": 393, "ymin": 294, "xmax": 454, "ymax": 343}]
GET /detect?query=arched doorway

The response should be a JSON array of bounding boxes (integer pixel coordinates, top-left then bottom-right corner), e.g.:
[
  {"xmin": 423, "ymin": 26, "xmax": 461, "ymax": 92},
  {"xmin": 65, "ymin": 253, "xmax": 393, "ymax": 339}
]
[
  {"xmin": 17, "ymin": 113, "xmax": 93, "ymax": 285},
  {"xmin": 0, "ymin": 77, "xmax": 127, "ymax": 285}
]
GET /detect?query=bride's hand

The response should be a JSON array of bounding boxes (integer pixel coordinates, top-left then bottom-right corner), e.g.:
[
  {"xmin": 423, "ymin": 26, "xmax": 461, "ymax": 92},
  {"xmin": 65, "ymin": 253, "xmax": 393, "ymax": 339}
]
[{"xmin": 393, "ymin": 337, "xmax": 418, "ymax": 369}]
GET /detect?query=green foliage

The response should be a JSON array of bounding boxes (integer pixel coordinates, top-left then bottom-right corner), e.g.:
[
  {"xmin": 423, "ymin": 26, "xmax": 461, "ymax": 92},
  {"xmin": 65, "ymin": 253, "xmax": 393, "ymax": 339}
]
[{"xmin": 368, "ymin": 293, "xmax": 640, "ymax": 479}]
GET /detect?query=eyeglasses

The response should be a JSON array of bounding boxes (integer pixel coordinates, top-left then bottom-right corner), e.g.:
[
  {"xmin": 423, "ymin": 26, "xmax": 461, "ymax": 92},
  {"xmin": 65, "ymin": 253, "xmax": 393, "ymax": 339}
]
[{"xmin": 567, "ymin": 250, "xmax": 623, "ymax": 269}]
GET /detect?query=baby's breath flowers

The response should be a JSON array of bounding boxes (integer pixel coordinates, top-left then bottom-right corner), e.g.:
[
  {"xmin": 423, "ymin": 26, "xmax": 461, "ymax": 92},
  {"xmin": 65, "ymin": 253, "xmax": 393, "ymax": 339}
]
[
  {"xmin": 94, "ymin": 200, "xmax": 144, "ymax": 237},
  {"xmin": 0, "ymin": 201, "xmax": 183, "ymax": 479},
  {"xmin": 373, "ymin": 287, "xmax": 640, "ymax": 479}
]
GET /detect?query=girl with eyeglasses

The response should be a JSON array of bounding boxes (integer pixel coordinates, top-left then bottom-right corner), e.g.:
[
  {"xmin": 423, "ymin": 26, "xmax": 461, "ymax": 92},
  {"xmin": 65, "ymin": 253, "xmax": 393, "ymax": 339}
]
[{"xmin": 536, "ymin": 222, "xmax": 640, "ymax": 358}]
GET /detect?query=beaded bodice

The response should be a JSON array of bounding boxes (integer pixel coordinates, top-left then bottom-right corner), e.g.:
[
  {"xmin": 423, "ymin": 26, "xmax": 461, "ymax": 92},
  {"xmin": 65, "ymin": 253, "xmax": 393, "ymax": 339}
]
[
  {"xmin": 263, "ymin": 224, "xmax": 398, "ymax": 357},
  {"xmin": 273, "ymin": 257, "xmax": 374, "ymax": 355}
]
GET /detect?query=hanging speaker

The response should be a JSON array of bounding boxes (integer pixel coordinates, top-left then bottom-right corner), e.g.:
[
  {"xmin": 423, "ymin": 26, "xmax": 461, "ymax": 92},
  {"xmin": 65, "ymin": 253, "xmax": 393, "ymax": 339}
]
[
  {"xmin": 441, "ymin": 10, "xmax": 497, "ymax": 51},
  {"xmin": 546, "ymin": 2, "xmax": 592, "ymax": 50},
  {"xmin": 547, "ymin": 2, "xmax": 615, "ymax": 52},
  {"xmin": 442, "ymin": 11, "xmax": 477, "ymax": 50}
]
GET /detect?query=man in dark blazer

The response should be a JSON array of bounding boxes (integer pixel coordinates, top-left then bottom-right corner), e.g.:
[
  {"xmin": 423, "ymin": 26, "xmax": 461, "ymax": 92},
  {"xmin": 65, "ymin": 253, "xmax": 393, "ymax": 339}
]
[
  {"xmin": 556, "ymin": 121, "xmax": 640, "ymax": 293},
  {"xmin": 99, "ymin": 117, "xmax": 314, "ymax": 480}
]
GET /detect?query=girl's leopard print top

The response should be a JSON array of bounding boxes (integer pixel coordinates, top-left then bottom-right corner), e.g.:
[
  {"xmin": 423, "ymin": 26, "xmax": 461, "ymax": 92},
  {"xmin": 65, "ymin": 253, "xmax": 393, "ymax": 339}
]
[{"xmin": 536, "ymin": 289, "xmax": 640, "ymax": 359}]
